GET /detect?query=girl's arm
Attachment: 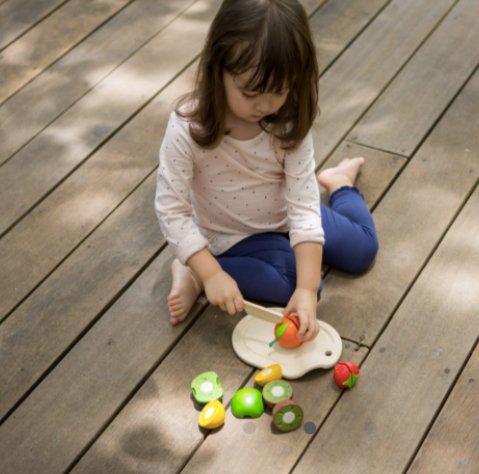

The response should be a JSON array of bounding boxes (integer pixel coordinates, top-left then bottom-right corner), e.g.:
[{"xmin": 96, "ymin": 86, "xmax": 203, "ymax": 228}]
[
  {"xmin": 282, "ymin": 132, "xmax": 325, "ymax": 341},
  {"xmin": 284, "ymin": 241, "xmax": 322, "ymax": 342}
]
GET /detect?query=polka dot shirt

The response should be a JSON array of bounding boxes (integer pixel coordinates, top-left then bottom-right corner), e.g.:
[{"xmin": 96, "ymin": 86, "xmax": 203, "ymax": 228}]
[{"xmin": 155, "ymin": 111, "xmax": 324, "ymax": 264}]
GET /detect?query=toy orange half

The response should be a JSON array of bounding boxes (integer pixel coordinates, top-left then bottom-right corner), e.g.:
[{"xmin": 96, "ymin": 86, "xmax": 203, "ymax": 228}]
[{"xmin": 274, "ymin": 315, "xmax": 302, "ymax": 349}]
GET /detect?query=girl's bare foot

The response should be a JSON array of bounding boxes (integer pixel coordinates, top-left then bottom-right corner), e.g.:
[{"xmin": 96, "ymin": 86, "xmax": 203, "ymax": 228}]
[
  {"xmin": 318, "ymin": 157, "xmax": 365, "ymax": 193},
  {"xmin": 167, "ymin": 259, "xmax": 203, "ymax": 325}
]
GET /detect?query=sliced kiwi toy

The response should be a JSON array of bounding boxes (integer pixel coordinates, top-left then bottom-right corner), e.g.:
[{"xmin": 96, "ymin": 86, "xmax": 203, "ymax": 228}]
[
  {"xmin": 262, "ymin": 380, "xmax": 293, "ymax": 407},
  {"xmin": 272, "ymin": 400, "xmax": 304, "ymax": 432}
]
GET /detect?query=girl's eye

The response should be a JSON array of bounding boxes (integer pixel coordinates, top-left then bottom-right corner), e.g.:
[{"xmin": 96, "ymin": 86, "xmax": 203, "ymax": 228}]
[{"xmin": 242, "ymin": 92, "xmax": 258, "ymax": 99}]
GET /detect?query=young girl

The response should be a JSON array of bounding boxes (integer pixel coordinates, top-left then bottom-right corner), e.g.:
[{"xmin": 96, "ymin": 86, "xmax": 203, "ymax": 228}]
[{"xmin": 155, "ymin": 0, "xmax": 378, "ymax": 342}]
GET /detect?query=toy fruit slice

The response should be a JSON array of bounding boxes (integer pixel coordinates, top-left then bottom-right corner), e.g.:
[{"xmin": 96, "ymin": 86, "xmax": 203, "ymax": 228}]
[
  {"xmin": 334, "ymin": 361, "xmax": 360, "ymax": 389},
  {"xmin": 262, "ymin": 380, "xmax": 293, "ymax": 407},
  {"xmin": 272, "ymin": 400, "xmax": 304, "ymax": 432},
  {"xmin": 191, "ymin": 371, "xmax": 223, "ymax": 404},
  {"xmin": 254, "ymin": 364, "xmax": 283, "ymax": 386},
  {"xmin": 231, "ymin": 387, "xmax": 264, "ymax": 418},
  {"xmin": 198, "ymin": 400, "xmax": 226, "ymax": 429},
  {"xmin": 273, "ymin": 315, "xmax": 302, "ymax": 349}
]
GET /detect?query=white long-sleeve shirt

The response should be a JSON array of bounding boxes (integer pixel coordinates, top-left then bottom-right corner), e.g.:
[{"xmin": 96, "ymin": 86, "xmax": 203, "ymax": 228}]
[{"xmin": 155, "ymin": 111, "xmax": 324, "ymax": 264}]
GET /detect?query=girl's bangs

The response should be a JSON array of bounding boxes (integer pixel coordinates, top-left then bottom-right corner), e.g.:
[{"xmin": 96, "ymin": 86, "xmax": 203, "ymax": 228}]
[{"xmin": 224, "ymin": 32, "xmax": 300, "ymax": 93}]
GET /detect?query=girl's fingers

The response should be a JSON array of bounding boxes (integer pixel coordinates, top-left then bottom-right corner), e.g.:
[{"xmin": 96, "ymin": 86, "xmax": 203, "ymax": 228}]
[
  {"xmin": 299, "ymin": 317, "xmax": 319, "ymax": 342},
  {"xmin": 234, "ymin": 294, "xmax": 244, "ymax": 313},
  {"xmin": 226, "ymin": 299, "xmax": 237, "ymax": 315}
]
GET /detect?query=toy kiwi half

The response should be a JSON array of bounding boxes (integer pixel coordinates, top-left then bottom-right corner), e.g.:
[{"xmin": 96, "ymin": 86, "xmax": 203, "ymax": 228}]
[
  {"xmin": 272, "ymin": 400, "xmax": 304, "ymax": 432},
  {"xmin": 262, "ymin": 380, "xmax": 293, "ymax": 407}
]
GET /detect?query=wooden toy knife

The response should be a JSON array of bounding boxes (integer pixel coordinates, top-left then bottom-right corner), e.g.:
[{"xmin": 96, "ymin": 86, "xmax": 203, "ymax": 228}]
[{"xmin": 243, "ymin": 300, "xmax": 284, "ymax": 324}]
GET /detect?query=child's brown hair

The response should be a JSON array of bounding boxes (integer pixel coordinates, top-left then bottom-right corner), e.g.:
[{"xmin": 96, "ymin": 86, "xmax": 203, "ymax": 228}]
[{"xmin": 177, "ymin": 0, "xmax": 319, "ymax": 150}]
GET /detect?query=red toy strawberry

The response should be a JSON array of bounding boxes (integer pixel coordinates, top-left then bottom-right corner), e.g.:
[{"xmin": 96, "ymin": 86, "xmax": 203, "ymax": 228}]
[{"xmin": 334, "ymin": 362, "xmax": 360, "ymax": 389}]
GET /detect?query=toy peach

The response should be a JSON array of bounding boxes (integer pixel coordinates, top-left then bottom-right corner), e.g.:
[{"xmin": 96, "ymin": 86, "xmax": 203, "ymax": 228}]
[
  {"xmin": 334, "ymin": 361, "xmax": 360, "ymax": 389},
  {"xmin": 254, "ymin": 364, "xmax": 283, "ymax": 386},
  {"xmin": 198, "ymin": 400, "xmax": 226, "ymax": 429},
  {"xmin": 270, "ymin": 315, "xmax": 303, "ymax": 349}
]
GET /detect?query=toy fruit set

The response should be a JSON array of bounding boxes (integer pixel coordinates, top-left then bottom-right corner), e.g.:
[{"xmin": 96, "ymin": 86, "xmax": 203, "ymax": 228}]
[{"xmin": 192, "ymin": 361, "xmax": 360, "ymax": 431}]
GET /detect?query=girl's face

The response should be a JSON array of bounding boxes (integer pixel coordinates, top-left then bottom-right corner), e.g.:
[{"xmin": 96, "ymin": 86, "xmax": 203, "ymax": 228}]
[{"xmin": 223, "ymin": 71, "xmax": 289, "ymax": 124}]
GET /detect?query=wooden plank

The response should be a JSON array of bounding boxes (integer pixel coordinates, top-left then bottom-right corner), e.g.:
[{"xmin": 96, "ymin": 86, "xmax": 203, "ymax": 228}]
[
  {"xmin": 0, "ymin": 240, "xmax": 208, "ymax": 474},
  {"xmin": 348, "ymin": 0, "xmax": 479, "ymax": 156},
  {"xmin": 0, "ymin": 303, "xmax": 248, "ymax": 473},
  {"xmin": 310, "ymin": 0, "xmax": 390, "ymax": 74},
  {"xmin": 0, "ymin": 0, "xmax": 68, "ymax": 50},
  {"xmin": 407, "ymin": 345, "xmax": 479, "ymax": 474},
  {"xmin": 317, "ymin": 67, "xmax": 479, "ymax": 346},
  {"xmin": 293, "ymin": 185, "xmax": 479, "ymax": 474},
  {"xmin": 0, "ymin": 0, "xmax": 195, "ymax": 165},
  {"xmin": 0, "ymin": 0, "xmax": 131, "ymax": 104},
  {"xmin": 318, "ymin": 141, "xmax": 407, "ymax": 209},
  {"xmin": 311, "ymin": 0, "xmax": 456, "ymax": 167},
  {"xmin": 0, "ymin": 63, "xmax": 195, "ymax": 419},
  {"xmin": 0, "ymin": 0, "xmax": 218, "ymax": 318}
]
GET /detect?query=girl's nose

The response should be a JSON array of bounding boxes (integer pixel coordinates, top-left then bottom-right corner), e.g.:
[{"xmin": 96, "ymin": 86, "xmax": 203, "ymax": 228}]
[{"xmin": 256, "ymin": 94, "xmax": 273, "ymax": 113}]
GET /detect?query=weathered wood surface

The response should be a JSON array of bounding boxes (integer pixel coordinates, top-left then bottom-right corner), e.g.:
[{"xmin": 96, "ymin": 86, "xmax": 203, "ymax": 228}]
[
  {"xmin": 407, "ymin": 345, "xmax": 479, "ymax": 474},
  {"xmin": 0, "ymin": 0, "xmax": 68, "ymax": 50},
  {"xmin": 0, "ymin": 0, "xmax": 195, "ymax": 165},
  {"xmin": 349, "ymin": 0, "xmax": 479, "ymax": 156},
  {"xmin": 317, "ymin": 67, "xmax": 479, "ymax": 345},
  {"xmin": 1, "ymin": 0, "xmax": 478, "ymax": 472},
  {"xmin": 293, "ymin": 184, "xmax": 479, "ymax": 474},
  {"xmin": 0, "ymin": 0, "xmax": 130, "ymax": 104},
  {"xmin": 312, "ymin": 0, "xmax": 457, "ymax": 166}
]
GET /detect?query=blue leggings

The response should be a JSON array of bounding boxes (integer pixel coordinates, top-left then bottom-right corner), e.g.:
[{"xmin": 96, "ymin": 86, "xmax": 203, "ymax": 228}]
[{"xmin": 216, "ymin": 186, "xmax": 378, "ymax": 305}]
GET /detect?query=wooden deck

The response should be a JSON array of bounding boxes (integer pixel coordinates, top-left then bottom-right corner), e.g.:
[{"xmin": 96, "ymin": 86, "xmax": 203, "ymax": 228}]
[{"xmin": 1, "ymin": 0, "xmax": 478, "ymax": 472}]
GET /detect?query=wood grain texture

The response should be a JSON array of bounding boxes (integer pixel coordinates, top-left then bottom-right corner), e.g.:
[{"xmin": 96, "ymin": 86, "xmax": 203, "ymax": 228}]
[
  {"xmin": 0, "ymin": 2, "xmax": 213, "ymax": 317},
  {"xmin": 0, "ymin": 0, "xmax": 215, "ymax": 239},
  {"xmin": 317, "ymin": 68, "xmax": 479, "ymax": 345},
  {"xmin": 0, "ymin": 62, "xmax": 195, "ymax": 418},
  {"xmin": 311, "ymin": 0, "xmax": 456, "ymax": 167},
  {"xmin": 0, "ymin": 0, "xmax": 194, "ymax": 165},
  {"xmin": 1, "ymin": 0, "xmax": 478, "ymax": 472},
  {"xmin": 318, "ymin": 141, "xmax": 407, "ymax": 209},
  {"xmin": 310, "ymin": 0, "xmax": 390, "ymax": 74},
  {"xmin": 293, "ymin": 185, "xmax": 479, "ymax": 474},
  {"xmin": 348, "ymin": 0, "xmax": 479, "ymax": 156},
  {"xmin": 0, "ymin": 0, "xmax": 68, "ymax": 50},
  {"xmin": 407, "ymin": 345, "xmax": 479, "ymax": 474},
  {"xmin": 0, "ymin": 242, "xmax": 206, "ymax": 474},
  {"xmin": 0, "ymin": 0, "xmax": 130, "ymax": 104}
]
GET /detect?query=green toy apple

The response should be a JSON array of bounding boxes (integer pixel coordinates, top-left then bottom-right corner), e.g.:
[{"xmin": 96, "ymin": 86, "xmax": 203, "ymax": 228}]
[{"xmin": 231, "ymin": 387, "xmax": 264, "ymax": 418}]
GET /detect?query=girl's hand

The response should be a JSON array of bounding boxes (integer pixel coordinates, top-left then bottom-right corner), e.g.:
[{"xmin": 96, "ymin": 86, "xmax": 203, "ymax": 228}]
[
  {"xmin": 284, "ymin": 287, "xmax": 320, "ymax": 342},
  {"xmin": 203, "ymin": 269, "xmax": 244, "ymax": 315}
]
